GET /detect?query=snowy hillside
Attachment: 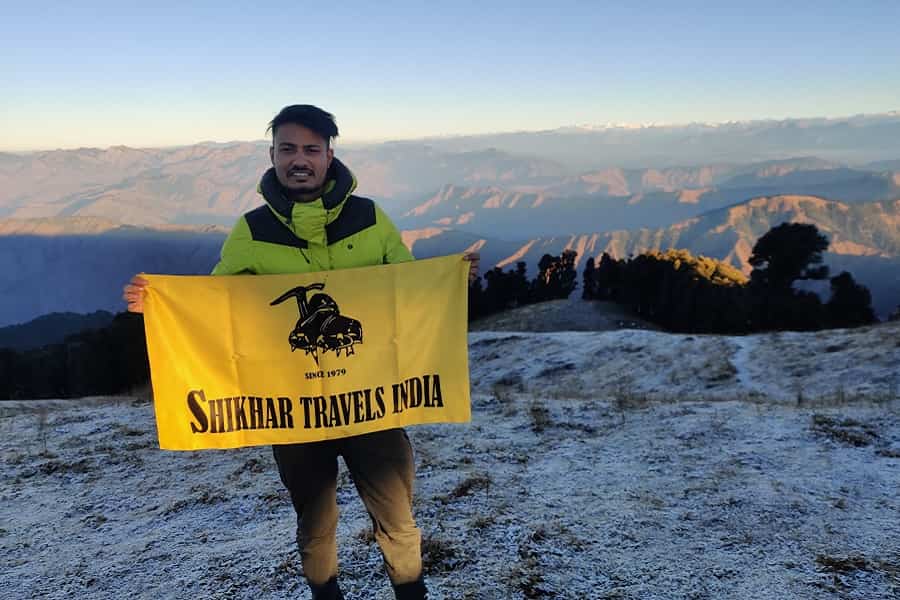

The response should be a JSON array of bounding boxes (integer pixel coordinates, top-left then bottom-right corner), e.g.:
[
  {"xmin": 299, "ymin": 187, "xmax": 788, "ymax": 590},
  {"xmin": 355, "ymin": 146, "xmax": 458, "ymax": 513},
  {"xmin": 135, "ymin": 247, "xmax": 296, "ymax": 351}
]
[{"xmin": 2, "ymin": 321, "xmax": 899, "ymax": 599}]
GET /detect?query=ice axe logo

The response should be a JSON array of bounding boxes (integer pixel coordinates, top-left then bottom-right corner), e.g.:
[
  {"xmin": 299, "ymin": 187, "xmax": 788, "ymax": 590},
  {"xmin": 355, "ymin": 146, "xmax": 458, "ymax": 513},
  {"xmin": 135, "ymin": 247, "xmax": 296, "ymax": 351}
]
[{"xmin": 270, "ymin": 283, "xmax": 362, "ymax": 364}]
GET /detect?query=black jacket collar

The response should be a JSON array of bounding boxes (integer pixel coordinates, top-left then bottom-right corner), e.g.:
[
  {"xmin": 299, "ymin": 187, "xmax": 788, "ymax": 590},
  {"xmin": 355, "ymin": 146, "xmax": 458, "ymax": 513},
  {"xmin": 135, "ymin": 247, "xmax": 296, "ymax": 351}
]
[{"xmin": 259, "ymin": 157, "xmax": 356, "ymax": 220}]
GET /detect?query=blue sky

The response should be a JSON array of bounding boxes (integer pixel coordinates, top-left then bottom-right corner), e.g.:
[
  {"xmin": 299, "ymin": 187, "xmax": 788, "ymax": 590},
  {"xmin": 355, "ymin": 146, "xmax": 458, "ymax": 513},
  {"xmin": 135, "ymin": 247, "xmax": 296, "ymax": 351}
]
[{"xmin": 2, "ymin": 0, "xmax": 899, "ymax": 150}]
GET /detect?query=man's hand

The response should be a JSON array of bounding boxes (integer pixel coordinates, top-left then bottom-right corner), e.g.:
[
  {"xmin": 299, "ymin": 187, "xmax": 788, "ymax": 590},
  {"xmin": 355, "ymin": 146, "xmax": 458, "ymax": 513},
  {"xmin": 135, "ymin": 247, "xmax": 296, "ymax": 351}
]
[
  {"xmin": 463, "ymin": 252, "xmax": 480, "ymax": 283},
  {"xmin": 122, "ymin": 276, "xmax": 149, "ymax": 313}
]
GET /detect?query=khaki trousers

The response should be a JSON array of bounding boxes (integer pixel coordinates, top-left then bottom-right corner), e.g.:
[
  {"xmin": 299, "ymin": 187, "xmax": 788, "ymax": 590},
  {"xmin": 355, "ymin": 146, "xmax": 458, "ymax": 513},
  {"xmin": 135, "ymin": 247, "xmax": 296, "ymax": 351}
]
[{"xmin": 272, "ymin": 428, "xmax": 423, "ymax": 587}]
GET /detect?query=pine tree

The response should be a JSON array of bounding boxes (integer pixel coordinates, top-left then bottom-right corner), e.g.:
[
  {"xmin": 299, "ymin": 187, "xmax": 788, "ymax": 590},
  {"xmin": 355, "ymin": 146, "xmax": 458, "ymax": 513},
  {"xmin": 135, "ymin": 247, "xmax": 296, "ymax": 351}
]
[{"xmin": 827, "ymin": 271, "xmax": 877, "ymax": 327}]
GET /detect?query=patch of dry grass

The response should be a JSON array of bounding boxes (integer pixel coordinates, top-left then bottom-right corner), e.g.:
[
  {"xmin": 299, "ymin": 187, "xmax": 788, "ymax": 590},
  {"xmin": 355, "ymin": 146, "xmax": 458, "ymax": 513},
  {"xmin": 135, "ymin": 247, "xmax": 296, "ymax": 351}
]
[
  {"xmin": 447, "ymin": 473, "xmax": 492, "ymax": 500},
  {"xmin": 127, "ymin": 383, "xmax": 154, "ymax": 405},
  {"xmin": 811, "ymin": 414, "xmax": 879, "ymax": 447},
  {"xmin": 163, "ymin": 486, "xmax": 228, "ymax": 515},
  {"xmin": 612, "ymin": 385, "xmax": 652, "ymax": 412},
  {"xmin": 227, "ymin": 457, "xmax": 268, "ymax": 480},
  {"xmin": 492, "ymin": 383, "xmax": 519, "ymax": 417},
  {"xmin": 355, "ymin": 528, "xmax": 375, "ymax": 544},
  {"xmin": 421, "ymin": 535, "xmax": 466, "ymax": 574},
  {"xmin": 815, "ymin": 553, "xmax": 900, "ymax": 586},
  {"xmin": 529, "ymin": 401, "xmax": 551, "ymax": 433},
  {"xmin": 504, "ymin": 525, "xmax": 552, "ymax": 598},
  {"xmin": 700, "ymin": 355, "xmax": 738, "ymax": 386},
  {"xmin": 542, "ymin": 376, "xmax": 595, "ymax": 400},
  {"xmin": 470, "ymin": 514, "xmax": 495, "ymax": 530},
  {"xmin": 35, "ymin": 458, "xmax": 93, "ymax": 476}
]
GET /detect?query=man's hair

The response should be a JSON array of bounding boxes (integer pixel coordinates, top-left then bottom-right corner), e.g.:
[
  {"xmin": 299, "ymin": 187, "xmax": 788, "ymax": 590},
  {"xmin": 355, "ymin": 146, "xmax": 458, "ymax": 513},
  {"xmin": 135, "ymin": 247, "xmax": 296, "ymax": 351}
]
[{"xmin": 267, "ymin": 105, "xmax": 339, "ymax": 144}]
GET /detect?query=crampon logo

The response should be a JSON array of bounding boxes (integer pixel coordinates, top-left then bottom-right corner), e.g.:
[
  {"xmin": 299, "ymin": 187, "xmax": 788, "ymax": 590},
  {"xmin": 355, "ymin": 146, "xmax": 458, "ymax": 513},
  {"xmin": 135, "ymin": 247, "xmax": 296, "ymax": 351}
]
[{"xmin": 270, "ymin": 283, "xmax": 362, "ymax": 364}]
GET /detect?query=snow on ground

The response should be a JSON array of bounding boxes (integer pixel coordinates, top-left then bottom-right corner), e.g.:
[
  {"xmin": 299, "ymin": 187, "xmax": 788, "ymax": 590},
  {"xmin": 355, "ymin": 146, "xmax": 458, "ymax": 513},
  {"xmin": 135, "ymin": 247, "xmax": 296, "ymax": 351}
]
[
  {"xmin": 2, "ymin": 320, "xmax": 899, "ymax": 599},
  {"xmin": 468, "ymin": 320, "xmax": 899, "ymax": 404}
]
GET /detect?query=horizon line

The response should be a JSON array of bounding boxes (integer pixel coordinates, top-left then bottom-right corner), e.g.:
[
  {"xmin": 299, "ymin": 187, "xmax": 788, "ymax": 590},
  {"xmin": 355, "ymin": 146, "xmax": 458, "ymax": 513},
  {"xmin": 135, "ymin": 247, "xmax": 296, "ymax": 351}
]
[{"xmin": 3, "ymin": 109, "xmax": 899, "ymax": 155}]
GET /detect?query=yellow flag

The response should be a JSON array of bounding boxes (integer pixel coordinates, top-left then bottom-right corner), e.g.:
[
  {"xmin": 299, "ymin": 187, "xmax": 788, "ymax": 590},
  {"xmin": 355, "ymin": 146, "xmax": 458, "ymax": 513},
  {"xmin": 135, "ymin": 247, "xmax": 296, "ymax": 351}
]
[{"xmin": 143, "ymin": 254, "xmax": 470, "ymax": 450}]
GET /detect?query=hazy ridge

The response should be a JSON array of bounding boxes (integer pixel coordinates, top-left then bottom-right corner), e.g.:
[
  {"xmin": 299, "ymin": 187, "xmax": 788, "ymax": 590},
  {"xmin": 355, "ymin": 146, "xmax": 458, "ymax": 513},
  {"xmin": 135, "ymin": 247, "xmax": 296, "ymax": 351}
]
[
  {"xmin": 3, "ymin": 112, "xmax": 899, "ymax": 225},
  {"xmin": 1, "ymin": 195, "xmax": 897, "ymax": 327},
  {"xmin": 2, "ymin": 113, "xmax": 899, "ymax": 327}
]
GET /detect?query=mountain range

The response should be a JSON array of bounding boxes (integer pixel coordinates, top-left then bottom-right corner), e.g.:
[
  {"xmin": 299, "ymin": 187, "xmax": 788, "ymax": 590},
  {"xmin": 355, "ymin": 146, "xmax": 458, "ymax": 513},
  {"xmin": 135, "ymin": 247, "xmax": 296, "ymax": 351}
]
[
  {"xmin": 0, "ymin": 143, "xmax": 569, "ymax": 224},
  {"xmin": 406, "ymin": 196, "xmax": 900, "ymax": 317},
  {"xmin": 1, "ymin": 193, "xmax": 897, "ymax": 328},
  {"xmin": 396, "ymin": 161, "xmax": 900, "ymax": 238},
  {"xmin": 3, "ymin": 112, "xmax": 900, "ymax": 225},
  {"xmin": 2, "ymin": 113, "xmax": 898, "ymax": 328},
  {"xmin": 409, "ymin": 112, "xmax": 900, "ymax": 170}
]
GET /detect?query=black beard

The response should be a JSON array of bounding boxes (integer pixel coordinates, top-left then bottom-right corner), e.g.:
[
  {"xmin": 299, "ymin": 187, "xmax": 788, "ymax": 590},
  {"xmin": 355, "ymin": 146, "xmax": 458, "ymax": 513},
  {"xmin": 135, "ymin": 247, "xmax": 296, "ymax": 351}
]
[{"xmin": 283, "ymin": 183, "xmax": 325, "ymax": 204}]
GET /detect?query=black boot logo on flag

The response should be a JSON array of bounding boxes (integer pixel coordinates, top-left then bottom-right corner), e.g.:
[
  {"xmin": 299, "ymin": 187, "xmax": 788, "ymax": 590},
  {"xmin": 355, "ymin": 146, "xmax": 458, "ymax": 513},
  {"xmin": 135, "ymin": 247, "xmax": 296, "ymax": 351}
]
[{"xmin": 270, "ymin": 283, "xmax": 363, "ymax": 364}]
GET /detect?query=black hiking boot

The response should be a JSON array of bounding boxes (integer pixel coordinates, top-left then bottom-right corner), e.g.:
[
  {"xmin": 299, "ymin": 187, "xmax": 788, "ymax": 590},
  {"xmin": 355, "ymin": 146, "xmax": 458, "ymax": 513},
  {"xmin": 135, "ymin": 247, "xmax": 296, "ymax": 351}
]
[
  {"xmin": 393, "ymin": 576, "xmax": 428, "ymax": 600},
  {"xmin": 309, "ymin": 576, "xmax": 344, "ymax": 600}
]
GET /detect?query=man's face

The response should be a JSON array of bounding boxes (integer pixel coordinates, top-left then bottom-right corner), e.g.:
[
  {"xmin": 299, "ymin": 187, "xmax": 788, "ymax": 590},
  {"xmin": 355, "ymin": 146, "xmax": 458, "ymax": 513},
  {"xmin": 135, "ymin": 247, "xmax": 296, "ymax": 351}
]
[{"xmin": 270, "ymin": 123, "xmax": 334, "ymax": 197}]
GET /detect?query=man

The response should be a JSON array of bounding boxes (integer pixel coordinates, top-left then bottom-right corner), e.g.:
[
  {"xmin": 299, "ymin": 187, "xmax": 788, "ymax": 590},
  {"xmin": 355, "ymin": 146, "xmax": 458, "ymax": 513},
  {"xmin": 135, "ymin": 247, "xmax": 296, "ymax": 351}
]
[{"xmin": 124, "ymin": 105, "xmax": 478, "ymax": 600}]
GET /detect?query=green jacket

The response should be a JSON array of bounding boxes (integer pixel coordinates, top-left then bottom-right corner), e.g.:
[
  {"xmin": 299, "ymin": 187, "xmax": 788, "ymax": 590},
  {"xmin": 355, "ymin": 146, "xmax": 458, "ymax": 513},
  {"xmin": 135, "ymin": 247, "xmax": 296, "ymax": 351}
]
[{"xmin": 212, "ymin": 158, "xmax": 413, "ymax": 275}]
